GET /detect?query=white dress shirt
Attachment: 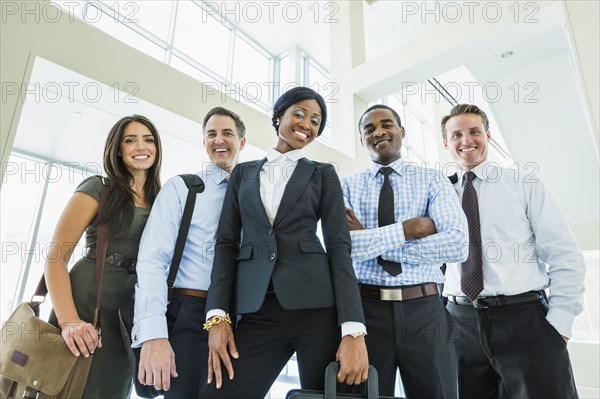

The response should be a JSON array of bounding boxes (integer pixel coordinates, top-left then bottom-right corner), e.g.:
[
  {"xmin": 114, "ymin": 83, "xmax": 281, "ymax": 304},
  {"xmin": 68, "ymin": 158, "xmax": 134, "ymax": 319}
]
[
  {"xmin": 443, "ymin": 161, "xmax": 586, "ymax": 338},
  {"xmin": 259, "ymin": 148, "xmax": 305, "ymax": 224}
]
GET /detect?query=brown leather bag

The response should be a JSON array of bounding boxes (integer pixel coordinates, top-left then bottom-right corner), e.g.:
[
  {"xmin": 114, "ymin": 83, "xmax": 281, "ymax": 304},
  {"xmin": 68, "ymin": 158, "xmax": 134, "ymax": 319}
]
[{"xmin": 0, "ymin": 180, "xmax": 110, "ymax": 398}]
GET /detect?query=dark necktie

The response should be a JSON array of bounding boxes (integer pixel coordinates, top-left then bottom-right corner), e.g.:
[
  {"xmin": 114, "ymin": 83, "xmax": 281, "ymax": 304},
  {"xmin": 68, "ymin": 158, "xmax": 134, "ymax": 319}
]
[
  {"xmin": 461, "ymin": 171, "xmax": 483, "ymax": 300},
  {"xmin": 377, "ymin": 166, "xmax": 402, "ymax": 276}
]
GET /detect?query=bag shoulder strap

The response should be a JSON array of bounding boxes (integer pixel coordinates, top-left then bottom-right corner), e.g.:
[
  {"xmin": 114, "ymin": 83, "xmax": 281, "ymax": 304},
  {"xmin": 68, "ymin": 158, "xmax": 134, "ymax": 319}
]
[
  {"xmin": 166, "ymin": 174, "xmax": 205, "ymax": 300},
  {"xmin": 92, "ymin": 177, "xmax": 110, "ymax": 330}
]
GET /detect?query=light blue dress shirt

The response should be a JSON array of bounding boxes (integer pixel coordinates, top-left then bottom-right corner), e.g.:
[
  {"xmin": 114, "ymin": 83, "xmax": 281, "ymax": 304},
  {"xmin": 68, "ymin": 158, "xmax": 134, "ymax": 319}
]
[
  {"xmin": 341, "ymin": 157, "xmax": 468, "ymax": 286},
  {"xmin": 132, "ymin": 164, "xmax": 229, "ymax": 346}
]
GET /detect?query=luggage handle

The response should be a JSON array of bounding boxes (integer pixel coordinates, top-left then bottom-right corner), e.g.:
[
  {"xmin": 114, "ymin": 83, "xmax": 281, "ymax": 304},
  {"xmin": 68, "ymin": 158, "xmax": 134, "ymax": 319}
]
[{"xmin": 324, "ymin": 362, "xmax": 379, "ymax": 399}]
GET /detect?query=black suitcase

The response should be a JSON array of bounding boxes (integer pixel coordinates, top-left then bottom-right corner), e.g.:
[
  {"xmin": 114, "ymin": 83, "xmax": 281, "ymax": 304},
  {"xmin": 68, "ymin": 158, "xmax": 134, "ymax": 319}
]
[{"xmin": 286, "ymin": 362, "xmax": 403, "ymax": 399}]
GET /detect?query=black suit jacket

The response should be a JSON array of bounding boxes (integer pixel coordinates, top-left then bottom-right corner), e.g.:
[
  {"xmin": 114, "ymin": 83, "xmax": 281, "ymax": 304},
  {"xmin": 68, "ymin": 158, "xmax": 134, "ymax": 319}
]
[{"xmin": 206, "ymin": 157, "xmax": 365, "ymax": 325}]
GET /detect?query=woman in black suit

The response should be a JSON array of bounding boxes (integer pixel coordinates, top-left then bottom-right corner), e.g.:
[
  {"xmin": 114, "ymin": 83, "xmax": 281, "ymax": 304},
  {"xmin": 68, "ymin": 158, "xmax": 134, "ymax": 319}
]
[{"xmin": 204, "ymin": 87, "xmax": 368, "ymax": 398}]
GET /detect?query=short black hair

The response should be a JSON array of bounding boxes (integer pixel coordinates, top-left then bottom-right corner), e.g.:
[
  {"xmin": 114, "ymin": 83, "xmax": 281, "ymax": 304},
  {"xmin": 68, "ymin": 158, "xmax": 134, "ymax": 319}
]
[
  {"xmin": 358, "ymin": 104, "xmax": 402, "ymax": 134},
  {"xmin": 203, "ymin": 107, "xmax": 246, "ymax": 138},
  {"xmin": 272, "ymin": 86, "xmax": 327, "ymax": 136}
]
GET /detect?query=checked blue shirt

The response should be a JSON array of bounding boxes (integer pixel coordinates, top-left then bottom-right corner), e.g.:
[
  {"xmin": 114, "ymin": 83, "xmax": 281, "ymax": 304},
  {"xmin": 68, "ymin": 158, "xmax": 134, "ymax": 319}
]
[{"xmin": 341, "ymin": 158, "xmax": 468, "ymax": 286}]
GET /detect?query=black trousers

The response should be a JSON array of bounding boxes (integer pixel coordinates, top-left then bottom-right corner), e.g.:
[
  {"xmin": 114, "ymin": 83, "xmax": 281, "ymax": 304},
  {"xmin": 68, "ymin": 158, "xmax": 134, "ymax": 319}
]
[
  {"xmin": 357, "ymin": 295, "xmax": 457, "ymax": 398},
  {"xmin": 165, "ymin": 294, "xmax": 209, "ymax": 399},
  {"xmin": 447, "ymin": 299, "xmax": 579, "ymax": 399},
  {"xmin": 204, "ymin": 293, "xmax": 340, "ymax": 399}
]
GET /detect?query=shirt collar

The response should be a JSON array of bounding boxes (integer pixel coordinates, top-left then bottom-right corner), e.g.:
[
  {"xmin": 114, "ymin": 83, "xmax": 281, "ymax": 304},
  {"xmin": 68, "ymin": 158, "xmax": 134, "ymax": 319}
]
[
  {"xmin": 266, "ymin": 148, "xmax": 305, "ymax": 162},
  {"xmin": 368, "ymin": 157, "xmax": 403, "ymax": 179},
  {"xmin": 457, "ymin": 160, "xmax": 500, "ymax": 184},
  {"xmin": 204, "ymin": 163, "xmax": 230, "ymax": 185}
]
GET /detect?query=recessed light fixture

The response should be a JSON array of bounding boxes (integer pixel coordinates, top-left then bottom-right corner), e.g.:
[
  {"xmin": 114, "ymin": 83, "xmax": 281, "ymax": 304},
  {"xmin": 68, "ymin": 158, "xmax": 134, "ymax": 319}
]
[{"xmin": 501, "ymin": 51, "xmax": 514, "ymax": 59}]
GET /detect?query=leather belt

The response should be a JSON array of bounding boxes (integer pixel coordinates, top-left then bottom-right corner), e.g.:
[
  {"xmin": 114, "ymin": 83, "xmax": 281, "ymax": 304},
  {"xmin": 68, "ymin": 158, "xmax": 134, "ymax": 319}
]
[
  {"xmin": 359, "ymin": 283, "xmax": 439, "ymax": 301},
  {"xmin": 172, "ymin": 288, "xmax": 208, "ymax": 298},
  {"xmin": 85, "ymin": 248, "xmax": 137, "ymax": 274},
  {"xmin": 447, "ymin": 291, "xmax": 544, "ymax": 309}
]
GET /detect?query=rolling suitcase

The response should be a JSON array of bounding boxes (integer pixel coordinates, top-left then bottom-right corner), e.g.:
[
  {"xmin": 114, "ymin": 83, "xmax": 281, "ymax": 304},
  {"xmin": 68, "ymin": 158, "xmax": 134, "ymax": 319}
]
[{"xmin": 286, "ymin": 362, "xmax": 404, "ymax": 399}]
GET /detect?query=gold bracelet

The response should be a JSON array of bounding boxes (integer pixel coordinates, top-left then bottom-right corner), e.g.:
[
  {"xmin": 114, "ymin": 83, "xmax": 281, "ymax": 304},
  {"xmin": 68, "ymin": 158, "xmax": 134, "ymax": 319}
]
[{"xmin": 203, "ymin": 314, "xmax": 231, "ymax": 331}]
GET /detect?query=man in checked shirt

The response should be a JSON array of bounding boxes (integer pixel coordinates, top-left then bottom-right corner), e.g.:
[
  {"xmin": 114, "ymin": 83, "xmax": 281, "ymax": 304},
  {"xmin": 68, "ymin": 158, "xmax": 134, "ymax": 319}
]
[{"xmin": 341, "ymin": 104, "xmax": 468, "ymax": 398}]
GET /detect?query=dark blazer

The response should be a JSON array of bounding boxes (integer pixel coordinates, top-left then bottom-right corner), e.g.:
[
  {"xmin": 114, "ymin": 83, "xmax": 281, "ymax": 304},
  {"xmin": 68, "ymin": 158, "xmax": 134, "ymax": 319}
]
[{"xmin": 206, "ymin": 157, "xmax": 365, "ymax": 325}]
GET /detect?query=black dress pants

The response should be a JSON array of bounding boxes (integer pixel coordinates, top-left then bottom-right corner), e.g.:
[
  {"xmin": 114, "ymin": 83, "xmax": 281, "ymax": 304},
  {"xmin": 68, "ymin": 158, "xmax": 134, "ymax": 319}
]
[
  {"xmin": 359, "ymin": 294, "xmax": 458, "ymax": 398},
  {"xmin": 204, "ymin": 293, "xmax": 340, "ymax": 399},
  {"xmin": 165, "ymin": 294, "xmax": 209, "ymax": 399},
  {"xmin": 447, "ymin": 298, "xmax": 578, "ymax": 399}
]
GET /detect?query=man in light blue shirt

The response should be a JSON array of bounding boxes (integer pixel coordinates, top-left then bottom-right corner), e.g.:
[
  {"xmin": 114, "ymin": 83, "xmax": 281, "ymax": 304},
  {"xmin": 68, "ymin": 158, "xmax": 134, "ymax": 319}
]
[
  {"xmin": 133, "ymin": 107, "xmax": 246, "ymax": 398},
  {"xmin": 341, "ymin": 104, "xmax": 468, "ymax": 398}
]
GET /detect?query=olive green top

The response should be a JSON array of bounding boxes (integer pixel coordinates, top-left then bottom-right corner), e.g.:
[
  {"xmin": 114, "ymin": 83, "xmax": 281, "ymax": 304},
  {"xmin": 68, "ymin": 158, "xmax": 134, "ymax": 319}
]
[{"xmin": 75, "ymin": 176, "xmax": 150, "ymax": 259}]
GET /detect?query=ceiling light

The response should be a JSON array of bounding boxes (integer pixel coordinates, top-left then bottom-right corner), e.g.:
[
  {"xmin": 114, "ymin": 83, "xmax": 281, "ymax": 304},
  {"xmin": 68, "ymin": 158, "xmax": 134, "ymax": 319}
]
[{"xmin": 501, "ymin": 51, "xmax": 514, "ymax": 59}]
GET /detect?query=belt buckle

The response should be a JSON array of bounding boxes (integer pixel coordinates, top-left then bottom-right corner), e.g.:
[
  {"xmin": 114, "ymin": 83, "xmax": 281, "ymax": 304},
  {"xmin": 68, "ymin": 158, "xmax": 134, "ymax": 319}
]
[
  {"xmin": 472, "ymin": 297, "xmax": 489, "ymax": 309},
  {"xmin": 380, "ymin": 288, "xmax": 402, "ymax": 301}
]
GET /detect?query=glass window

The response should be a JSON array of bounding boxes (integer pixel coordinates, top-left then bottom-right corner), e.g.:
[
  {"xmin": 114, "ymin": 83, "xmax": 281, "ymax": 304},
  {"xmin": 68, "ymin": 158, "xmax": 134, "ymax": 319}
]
[
  {"xmin": 232, "ymin": 34, "xmax": 272, "ymax": 106},
  {"xmin": 1, "ymin": 155, "xmax": 44, "ymax": 323},
  {"xmin": 20, "ymin": 167, "xmax": 87, "ymax": 321},
  {"xmin": 423, "ymin": 128, "xmax": 440, "ymax": 165},
  {"xmin": 278, "ymin": 54, "xmax": 296, "ymax": 93},
  {"xmin": 401, "ymin": 145, "xmax": 409, "ymax": 161},
  {"xmin": 409, "ymin": 93, "xmax": 435, "ymax": 129},
  {"xmin": 86, "ymin": 2, "xmax": 165, "ymax": 62},
  {"xmin": 319, "ymin": 124, "xmax": 333, "ymax": 145},
  {"xmin": 170, "ymin": 55, "xmax": 221, "ymax": 85},
  {"xmin": 405, "ymin": 110, "xmax": 426, "ymax": 160},
  {"xmin": 299, "ymin": 56, "xmax": 306, "ymax": 84},
  {"xmin": 307, "ymin": 60, "xmax": 329, "ymax": 95},
  {"xmin": 0, "ymin": 155, "xmax": 85, "ymax": 323},
  {"xmin": 173, "ymin": 1, "xmax": 230, "ymax": 79},
  {"xmin": 305, "ymin": 59, "xmax": 334, "ymax": 144},
  {"xmin": 100, "ymin": 0, "xmax": 173, "ymax": 41},
  {"xmin": 51, "ymin": 0, "xmax": 85, "ymax": 19},
  {"xmin": 387, "ymin": 96, "xmax": 406, "ymax": 126}
]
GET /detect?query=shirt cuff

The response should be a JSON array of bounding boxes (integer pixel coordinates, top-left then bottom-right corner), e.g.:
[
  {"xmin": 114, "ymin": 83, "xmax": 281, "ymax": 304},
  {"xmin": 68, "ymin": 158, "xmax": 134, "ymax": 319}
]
[
  {"xmin": 132, "ymin": 314, "xmax": 169, "ymax": 348},
  {"xmin": 546, "ymin": 306, "xmax": 575, "ymax": 339},
  {"xmin": 341, "ymin": 322, "xmax": 367, "ymax": 338},
  {"xmin": 380, "ymin": 222, "xmax": 406, "ymax": 252},
  {"xmin": 206, "ymin": 308, "xmax": 227, "ymax": 321}
]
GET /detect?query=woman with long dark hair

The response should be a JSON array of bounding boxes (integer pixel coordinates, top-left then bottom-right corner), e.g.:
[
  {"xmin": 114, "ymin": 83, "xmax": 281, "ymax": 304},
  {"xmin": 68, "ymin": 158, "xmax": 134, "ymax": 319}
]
[{"xmin": 45, "ymin": 114, "xmax": 162, "ymax": 398}]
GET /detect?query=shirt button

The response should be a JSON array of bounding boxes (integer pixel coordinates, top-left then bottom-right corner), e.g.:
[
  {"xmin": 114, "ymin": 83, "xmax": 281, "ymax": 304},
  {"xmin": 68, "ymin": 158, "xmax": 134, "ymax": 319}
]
[
  {"xmin": 268, "ymin": 229, "xmax": 273, "ymax": 236},
  {"xmin": 269, "ymin": 253, "xmax": 276, "ymax": 261}
]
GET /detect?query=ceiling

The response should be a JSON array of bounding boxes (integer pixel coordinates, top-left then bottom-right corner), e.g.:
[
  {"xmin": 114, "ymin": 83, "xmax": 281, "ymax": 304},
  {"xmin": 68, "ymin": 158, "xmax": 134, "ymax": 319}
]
[
  {"xmin": 9, "ymin": 0, "xmax": 599, "ymax": 230},
  {"xmin": 12, "ymin": 58, "xmax": 266, "ymax": 182},
  {"xmin": 226, "ymin": 0, "xmax": 598, "ymax": 225}
]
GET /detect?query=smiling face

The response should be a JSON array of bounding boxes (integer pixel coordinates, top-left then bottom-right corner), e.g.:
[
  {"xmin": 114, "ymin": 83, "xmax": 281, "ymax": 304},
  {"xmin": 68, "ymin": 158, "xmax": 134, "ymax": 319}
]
[
  {"xmin": 360, "ymin": 108, "xmax": 405, "ymax": 165},
  {"xmin": 119, "ymin": 121, "xmax": 157, "ymax": 175},
  {"xmin": 275, "ymin": 99, "xmax": 322, "ymax": 153},
  {"xmin": 443, "ymin": 113, "xmax": 491, "ymax": 170},
  {"xmin": 203, "ymin": 114, "xmax": 246, "ymax": 173}
]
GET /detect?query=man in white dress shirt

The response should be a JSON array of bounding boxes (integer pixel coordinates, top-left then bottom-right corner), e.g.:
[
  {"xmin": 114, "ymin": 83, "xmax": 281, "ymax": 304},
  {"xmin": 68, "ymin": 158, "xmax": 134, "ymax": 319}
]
[{"xmin": 442, "ymin": 103, "xmax": 585, "ymax": 399}]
